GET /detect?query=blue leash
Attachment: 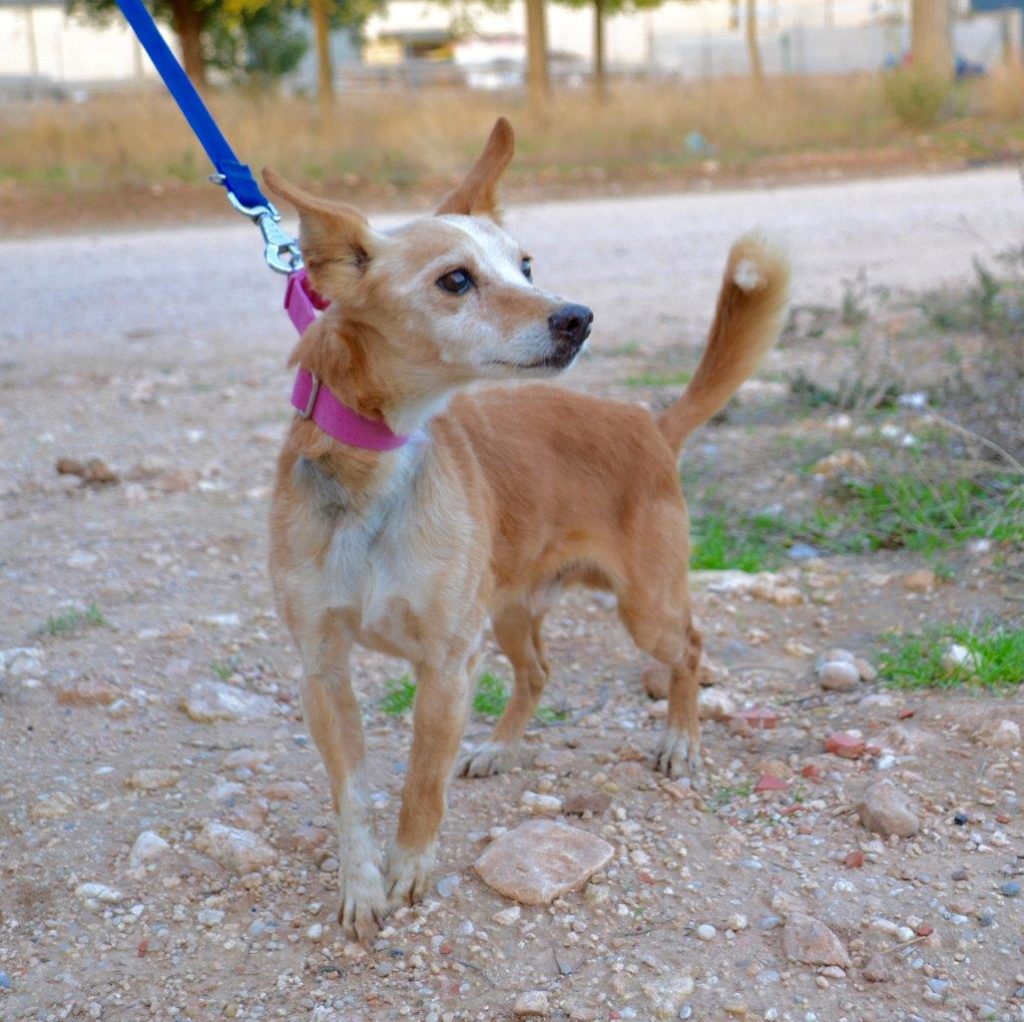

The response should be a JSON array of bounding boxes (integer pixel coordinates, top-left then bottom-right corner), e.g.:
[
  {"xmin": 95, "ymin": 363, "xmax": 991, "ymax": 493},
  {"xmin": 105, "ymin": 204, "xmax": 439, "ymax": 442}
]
[{"xmin": 115, "ymin": 0, "xmax": 302, "ymax": 273}]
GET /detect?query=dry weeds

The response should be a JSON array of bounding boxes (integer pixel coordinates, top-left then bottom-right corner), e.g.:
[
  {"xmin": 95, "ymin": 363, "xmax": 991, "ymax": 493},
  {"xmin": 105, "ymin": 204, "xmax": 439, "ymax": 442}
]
[{"xmin": 2, "ymin": 72, "xmax": 1022, "ymax": 195}]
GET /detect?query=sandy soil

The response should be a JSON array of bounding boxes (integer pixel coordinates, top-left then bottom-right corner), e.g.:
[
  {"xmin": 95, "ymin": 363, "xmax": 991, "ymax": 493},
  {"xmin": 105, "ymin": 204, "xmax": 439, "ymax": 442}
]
[{"xmin": 1, "ymin": 169, "xmax": 1023, "ymax": 1022}]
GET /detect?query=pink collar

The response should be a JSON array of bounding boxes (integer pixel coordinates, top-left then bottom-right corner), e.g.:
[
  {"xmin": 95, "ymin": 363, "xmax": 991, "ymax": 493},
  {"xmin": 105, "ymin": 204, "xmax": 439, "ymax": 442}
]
[
  {"xmin": 291, "ymin": 369, "xmax": 410, "ymax": 452},
  {"xmin": 285, "ymin": 269, "xmax": 409, "ymax": 453}
]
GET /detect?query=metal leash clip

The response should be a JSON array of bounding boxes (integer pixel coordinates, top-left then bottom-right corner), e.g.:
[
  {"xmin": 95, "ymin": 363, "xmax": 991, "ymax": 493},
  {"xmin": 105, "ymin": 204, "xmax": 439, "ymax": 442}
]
[{"xmin": 214, "ymin": 176, "xmax": 304, "ymax": 274}]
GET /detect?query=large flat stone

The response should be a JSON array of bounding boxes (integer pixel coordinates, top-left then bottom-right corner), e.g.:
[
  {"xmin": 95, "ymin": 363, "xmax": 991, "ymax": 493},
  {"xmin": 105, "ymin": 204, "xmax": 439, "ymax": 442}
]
[{"xmin": 474, "ymin": 819, "xmax": 613, "ymax": 906}]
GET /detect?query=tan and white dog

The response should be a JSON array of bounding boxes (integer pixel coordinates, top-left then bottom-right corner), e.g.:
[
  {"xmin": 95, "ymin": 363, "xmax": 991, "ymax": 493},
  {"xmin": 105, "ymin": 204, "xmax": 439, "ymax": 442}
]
[{"xmin": 264, "ymin": 118, "xmax": 789, "ymax": 941}]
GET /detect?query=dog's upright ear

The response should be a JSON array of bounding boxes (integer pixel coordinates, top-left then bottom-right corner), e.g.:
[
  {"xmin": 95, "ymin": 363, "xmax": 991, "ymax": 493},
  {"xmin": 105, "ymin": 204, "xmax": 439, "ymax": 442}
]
[
  {"xmin": 436, "ymin": 117, "xmax": 515, "ymax": 224},
  {"xmin": 263, "ymin": 168, "xmax": 380, "ymax": 299}
]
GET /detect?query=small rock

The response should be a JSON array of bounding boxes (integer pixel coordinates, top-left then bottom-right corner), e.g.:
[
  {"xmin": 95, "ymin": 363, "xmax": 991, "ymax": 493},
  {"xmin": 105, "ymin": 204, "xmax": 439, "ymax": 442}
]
[
  {"xmin": 513, "ymin": 991, "xmax": 550, "ymax": 1017},
  {"xmin": 695, "ymin": 923, "xmax": 716, "ymax": 941},
  {"xmin": 902, "ymin": 569, "xmax": 936, "ymax": 593},
  {"xmin": 263, "ymin": 780, "xmax": 310, "ymax": 801},
  {"xmin": 493, "ymin": 906, "xmax": 522, "ymax": 926},
  {"xmin": 563, "ymin": 791, "xmax": 611, "ymax": 816},
  {"xmin": 180, "ymin": 681, "xmax": 275, "ymax": 723},
  {"xmin": 129, "ymin": 830, "xmax": 171, "ymax": 868},
  {"xmin": 824, "ymin": 731, "xmax": 866, "ymax": 758},
  {"xmin": 475, "ymin": 819, "xmax": 613, "ymax": 906},
  {"xmin": 29, "ymin": 791, "xmax": 77, "ymax": 821},
  {"xmin": 75, "ymin": 883, "xmax": 125, "ymax": 905},
  {"xmin": 811, "ymin": 450, "xmax": 868, "ymax": 478},
  {"xmin": 698, "ymin": 688, "xmax": 736, "ymax": 721},
  {"xmin": 55, "ymin": 679, "xmax": 122, "ymax": 707},
  {"xmin": 284, "ymin": 824, "xmax": 329, "ymax": 854},
  {"xmin": 194, "ymin": 822, "xmax": 277, "ymax": 874},
  {"xmin": 817, "ymin": 661, "xmax": 860, "ymax": 693},
  {"xmin": 521, "ymin": 791, "xmax": 563, "ymax": 815},
  {"xmin": 862, "ymin": 953, "xmax": 891, "ymax": 982},
  {"xmin": 197, "ymin": 908, "xmax": 225, "ymax": 927},
  {"xmin": 436, "ymin": 874, "xmax": 461, "ymax": 898},
  {"xmin": 223, "ymin": 748, "xmax": 272, "ymax": 770},
  {"xmin": 307, "ymin": 922, "xmax": 324, "ymax": 940},
  {"xmin": 736, "ymin": 707, "xmax": 777, "ymax": 730},
  {"xmin": 781, "ymin": 913, "xmax": 850, "ymax": 967},
  {"xmin": 942, "ymin": 643, "xmax": 981, "ymax": 676},
  {"xmin": 1000, "ymin": 881, "xmax": 1021, "ymax": 898},
  {"xmin": 726, "ymin": 913, "xmax": 748, "ymax": 931},
  {"xmin": 533, "ymin": 748, "xmax": 574, "ymax": 771},
  {"xmin": 857, "ymin": 779, "xmax": 920, "ymax": 837},
  {"xmin": 0, "ymin": 647, "xmax": 44, "ymax": 678},
  {"xmin": 754, "ymin": 774, "xmax": 789, "ymax": 793},
  {"xmin": 126, "ymin": 768, "xmax": 180, "ymax": 792}
]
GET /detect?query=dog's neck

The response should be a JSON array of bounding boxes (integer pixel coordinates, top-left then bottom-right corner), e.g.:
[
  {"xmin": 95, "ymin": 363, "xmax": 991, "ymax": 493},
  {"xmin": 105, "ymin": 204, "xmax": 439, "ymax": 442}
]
[{"xmin": 284, "ymin": 315, "xmax": 448, "ymax": 503}]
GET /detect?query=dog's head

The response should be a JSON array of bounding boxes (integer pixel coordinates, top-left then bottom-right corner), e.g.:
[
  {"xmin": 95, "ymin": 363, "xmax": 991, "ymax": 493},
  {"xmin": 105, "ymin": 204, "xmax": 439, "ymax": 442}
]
[{"xmin": 264, "ymin": 119, "xmax": 592, "ymax": 388}]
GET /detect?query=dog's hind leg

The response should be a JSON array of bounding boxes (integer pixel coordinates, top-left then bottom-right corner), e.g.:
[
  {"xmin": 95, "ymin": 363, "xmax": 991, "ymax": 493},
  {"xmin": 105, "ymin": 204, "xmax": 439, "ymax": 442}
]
[
  {"xmin": 298, "ymin": 611, "xmax": 387, "ymax": 941},
  {"xmin": 387, "ymin": 658, "xmax": 472, "ymax": 908},
  {"xmin": 616, "ymin": 510, "xmax": 705, "ymax": 783},
  {"xmin": 457, "ymin": 604, "xmax": 549, "ymax": 777}
]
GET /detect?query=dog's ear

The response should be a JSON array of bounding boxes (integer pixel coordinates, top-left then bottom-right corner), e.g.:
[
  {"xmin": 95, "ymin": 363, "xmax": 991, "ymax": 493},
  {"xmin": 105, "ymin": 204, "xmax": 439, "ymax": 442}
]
[
  {"xmin": 436, "ymin": 117, "xmax": 515, "ymax": 224},
  {"xmin": 263, "ymin": 168, "xmax": 381, "ymax": 295}
]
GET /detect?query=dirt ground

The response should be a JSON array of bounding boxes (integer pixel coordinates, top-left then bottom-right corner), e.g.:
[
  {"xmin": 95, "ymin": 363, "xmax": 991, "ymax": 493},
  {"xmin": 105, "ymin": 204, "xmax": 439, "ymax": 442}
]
[{"xmin": 1, "ymin": 169, "xmax": 1023, "ymax": 1022}]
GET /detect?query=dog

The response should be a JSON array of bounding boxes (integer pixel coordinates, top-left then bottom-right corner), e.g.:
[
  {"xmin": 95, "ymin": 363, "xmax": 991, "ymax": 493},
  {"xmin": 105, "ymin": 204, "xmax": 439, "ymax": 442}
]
[{"xmin": 264, "ymin": 117, "xmax": 789, "ymax": 941}]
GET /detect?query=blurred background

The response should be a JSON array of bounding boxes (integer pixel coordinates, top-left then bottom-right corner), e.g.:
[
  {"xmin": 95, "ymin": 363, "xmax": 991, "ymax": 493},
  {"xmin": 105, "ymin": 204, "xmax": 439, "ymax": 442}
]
[{"xmin": 0, "ymin": 0, "xmax": 1022, "ymax": 232}]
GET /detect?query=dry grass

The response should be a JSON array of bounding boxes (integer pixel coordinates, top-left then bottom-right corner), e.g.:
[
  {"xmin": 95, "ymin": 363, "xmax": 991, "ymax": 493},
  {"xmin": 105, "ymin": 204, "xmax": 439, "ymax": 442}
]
[{"xmin": 2, "ymin": 72, "xmax": 1021, "ymax": 196}]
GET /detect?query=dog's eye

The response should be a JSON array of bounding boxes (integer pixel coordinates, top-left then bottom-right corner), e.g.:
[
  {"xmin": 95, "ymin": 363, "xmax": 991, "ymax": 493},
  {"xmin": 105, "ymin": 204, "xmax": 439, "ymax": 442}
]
[
  {"xmin": 521, "ymin": 257, "xmax": 533, "ymax": 282},
  {"xmin": 437, "ymin": 269, "xmax": 474, "ymax": 295}
]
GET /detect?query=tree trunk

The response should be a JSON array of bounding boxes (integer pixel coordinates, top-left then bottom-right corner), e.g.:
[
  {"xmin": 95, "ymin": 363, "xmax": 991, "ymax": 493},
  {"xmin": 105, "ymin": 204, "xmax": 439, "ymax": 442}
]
[
  {"xmin": 168, "ymin": 0, "xmax": 206, "ymax": 88},
  {"xmin": 745, "ymin": 0, "xmax": 764, "ymax": 82},
  {"xmin": 911, "ymin": 0, "xmax": 953, "ymax": 80},
  {"xmin": 525, "ymin": 0, "xmax": 549, "ymax": 117},
  {"xmin": 311, "ymin": 0, "xmax": 335, "ymax": 105},
  {"xmin": 593, "ymin": 0, "xmax": 606, "ymax": 102}
]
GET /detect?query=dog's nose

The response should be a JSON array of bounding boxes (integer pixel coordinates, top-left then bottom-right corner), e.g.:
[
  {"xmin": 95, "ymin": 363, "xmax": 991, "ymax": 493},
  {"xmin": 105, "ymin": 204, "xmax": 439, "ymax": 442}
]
[{"xmin": 549, "ymin": 304, "xmax": 594, "ymax": 347}]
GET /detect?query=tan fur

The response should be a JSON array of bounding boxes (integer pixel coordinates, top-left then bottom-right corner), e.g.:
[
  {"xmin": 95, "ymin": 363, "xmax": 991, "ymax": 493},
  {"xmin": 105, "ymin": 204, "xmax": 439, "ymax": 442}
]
[{"xmin": 264, "ymin": 120, "xmax": 789, "ymax": 942}]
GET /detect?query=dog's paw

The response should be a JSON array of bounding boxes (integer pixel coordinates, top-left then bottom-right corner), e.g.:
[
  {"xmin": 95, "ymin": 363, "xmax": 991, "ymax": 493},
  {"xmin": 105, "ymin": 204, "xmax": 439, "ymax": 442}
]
[
  {"xmin": 337, "ymin": 861, "xmax": 388, "ymax": 943},
  {"xmin": 385, "ymin": 843, "xmax": 435, "ymax": 910},
  {"xmin": 655, "ymin": 728, "xmax": 703, "ymax": 784},
  {"xmin": 456, "ymin": 740, "xmax": 516, "ymax": 778}
]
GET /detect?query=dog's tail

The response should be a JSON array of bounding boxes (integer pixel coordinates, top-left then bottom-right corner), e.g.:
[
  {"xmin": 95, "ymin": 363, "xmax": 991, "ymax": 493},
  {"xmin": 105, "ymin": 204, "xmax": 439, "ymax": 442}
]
[{"xmin": 658, "ymin": 233, "xmax": 790, "ymax": 455}]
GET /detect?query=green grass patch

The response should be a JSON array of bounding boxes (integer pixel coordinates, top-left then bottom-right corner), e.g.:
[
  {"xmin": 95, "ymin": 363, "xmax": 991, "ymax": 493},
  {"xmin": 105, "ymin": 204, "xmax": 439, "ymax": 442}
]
[
  {"xmin": 707, "ymin": 780, "xmax": 755, "ymax": 811},
  {"xmin": 625, "ymin": 369, "xmax": 692, "ymax": 388},
  {"xmin": 690, "ymin": 472, "xmax": 1022, "ymax": 571},
  {"xmin": 211, "ymin": 657, "xmax": 240, "ymax": 680},
  {"xmin": 879, "ymin": 624, "xmax": 1024, "ymax": 689},
  {"xmin": 39, "ymin": 603, "xmax": 107, "ymax": 636},
  {"xmin": 379, "ymin": 670, "xmax": 568, "ymax": 723},
  {"xmin": 380, "ymin": 674, "xmax": 417, "ymax": 716}
]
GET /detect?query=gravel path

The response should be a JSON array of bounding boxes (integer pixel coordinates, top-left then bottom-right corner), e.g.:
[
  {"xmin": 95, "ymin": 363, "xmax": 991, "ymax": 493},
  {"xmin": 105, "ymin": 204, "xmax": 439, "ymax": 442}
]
[{"xmin": 2, "ymin": 169, "xmax": 1023, "ymax": 1022}]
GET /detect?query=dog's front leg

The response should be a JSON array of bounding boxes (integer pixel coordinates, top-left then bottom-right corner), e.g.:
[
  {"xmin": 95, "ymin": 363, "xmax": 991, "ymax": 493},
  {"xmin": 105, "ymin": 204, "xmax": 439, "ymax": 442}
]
[
  {"xmin": 299, "ymin": 617, "xmax": 387, "ymax": 941},
  {"xmin": 387, "ymin": 658, "xmax": 471, "ymax": 908}
]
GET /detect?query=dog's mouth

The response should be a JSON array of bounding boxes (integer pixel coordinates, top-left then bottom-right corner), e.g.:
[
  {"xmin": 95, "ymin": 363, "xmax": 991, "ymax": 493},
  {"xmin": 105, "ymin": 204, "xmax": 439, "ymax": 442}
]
[{"xmin": 491, "ymin": 347, "xmax": 583, "ymax": 372}]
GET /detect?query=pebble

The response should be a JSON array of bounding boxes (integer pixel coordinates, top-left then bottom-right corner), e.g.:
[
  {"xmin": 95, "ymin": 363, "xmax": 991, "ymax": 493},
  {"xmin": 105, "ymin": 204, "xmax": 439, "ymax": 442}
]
[
  {"xmin": 129, "ymin": 830, "xmax": 171, "ymax": 868},
  {"xmin": 781, "ymin": 913, "xmax": 850, "ymax": 967},
  {"xmin": 56, "ymin": 679, "xmax": 122, "ymax": 707},
  {"xmin": 520, "ymin": 791, "xmax": 563, "ymax": 815},
  {"xmin": 493, "ymin": 906, "xmax": 521, "ymax": 926},
  {"xmin": 563, "ymin": 791, "xmax": 612, "ymax": 816},
  {"xmin": 726, "ymin": 913, "xmax": 748, "ymax": 931},
  {"xmin": 194, "ymin": 822, "xmax": 278, "ymax": 874},
  {"xmin": 857, "ymin": 779, "xmax": 920, "ymax": 837},
  {"xmin": 941, "ymin": 643, "xmax": 980, "ymax": 676},
  {"xmin": 817, "ymin": 660, "xmax": 860, "ymax": 692},
  {"xmin": 513, "ymin": 990, "xmax": 549, "ymax": 1017},
  {"xmin": 475, "ymin": 819, "xmax": 613, "ymax": 905},
  {"xmin": 698, "ymin": 688, "xmax": 736, "ymax": 721},
  {"xmin": 307, "ymin": 923, "xmax": 324, "ymax": 940},
  {"xmin": 902, "ymin": 568, "xmax": 936, "ymax": 593},
  {"xmin": 1001, "ymin": 881, "xmax": 1021, "ymax": 898},
  {"xmin": 695, "ymin": 923, "xmax": 716, "ymax": 941},
  {"xmin": 0, "ymin": 970, "xmax": 9, "ymax": 989},
  {"xmin": 180, "ymin": 681, "xmax": 275, "ymax": 723},
  {"xmin": 197, "ymin": 908, "xmax": 224, "ymax": 927},
  {"xmin": 862, "ymin": 953, "xmax": 891, "ymax": 982},
  {"xmin": 978, "ymin": 719, "xmax": 1021, "ymax": 750},
  {"xmin": 436, "ymin": 874, "xmax": 461, "ymax": 898},
  {"xmin": 125, "ymin": 768, "xmax": 180, "ymax": 792},
  {"xmin": 75, "ymin": 883, "xmax": 125, "ymax": 905},
  {"xmin": 824, "ymin": 731, "xmax": 866, "ymax": 759}
]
